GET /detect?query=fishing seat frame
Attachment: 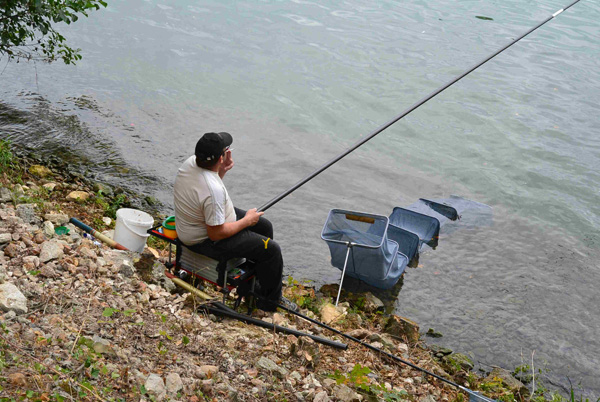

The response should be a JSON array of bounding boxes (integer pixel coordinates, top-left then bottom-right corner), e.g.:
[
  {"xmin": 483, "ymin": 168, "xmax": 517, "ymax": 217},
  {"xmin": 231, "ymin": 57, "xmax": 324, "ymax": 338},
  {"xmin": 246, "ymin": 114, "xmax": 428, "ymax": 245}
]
[{"xmin": 147, "ymin": 225, "xmax": 257, "ymax": 311}]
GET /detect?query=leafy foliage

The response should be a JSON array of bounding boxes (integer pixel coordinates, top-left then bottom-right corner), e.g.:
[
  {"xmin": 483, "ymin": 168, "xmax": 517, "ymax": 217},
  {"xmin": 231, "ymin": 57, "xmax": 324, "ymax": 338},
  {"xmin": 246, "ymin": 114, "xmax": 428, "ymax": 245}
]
[
  {"xmin": 0, "ymin": 139, "xmax": 16, "ymax": 172},
  {"xmin": 0, "ymin": 0, "xmax": 108, "ymax": 64}
]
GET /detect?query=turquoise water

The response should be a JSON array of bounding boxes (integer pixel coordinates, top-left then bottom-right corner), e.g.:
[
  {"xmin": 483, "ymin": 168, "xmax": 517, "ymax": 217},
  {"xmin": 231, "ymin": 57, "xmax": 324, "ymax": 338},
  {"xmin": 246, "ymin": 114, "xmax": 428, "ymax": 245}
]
[{"xmin": 1, "ymin": 0, "xmax": 599, "ymax": 395}]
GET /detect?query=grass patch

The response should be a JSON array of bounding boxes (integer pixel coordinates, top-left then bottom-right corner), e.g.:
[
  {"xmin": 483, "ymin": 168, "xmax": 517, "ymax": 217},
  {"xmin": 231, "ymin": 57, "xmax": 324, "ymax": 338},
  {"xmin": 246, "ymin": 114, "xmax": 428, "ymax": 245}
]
[{"xmin": 92, "ymin": 191, "xmax": 127, "ymax": 219}]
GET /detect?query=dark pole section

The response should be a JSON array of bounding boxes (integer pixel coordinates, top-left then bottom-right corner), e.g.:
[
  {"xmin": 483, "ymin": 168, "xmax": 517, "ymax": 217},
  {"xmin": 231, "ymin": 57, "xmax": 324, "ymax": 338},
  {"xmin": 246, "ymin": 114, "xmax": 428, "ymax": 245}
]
[
  {"xmin": 265, "ymin": 298, "xmax": 458, "ymax": 387},
  {"xmin": 204, "ymin": 303, "xmax": 348, "ymax": 350},
  {"xmin": 267, "ymin": 297, "xmax": 492, "ymax": 400},
  {"xmin": 257, "ymin": 0, "xmax": 582, "ymax": 213}
]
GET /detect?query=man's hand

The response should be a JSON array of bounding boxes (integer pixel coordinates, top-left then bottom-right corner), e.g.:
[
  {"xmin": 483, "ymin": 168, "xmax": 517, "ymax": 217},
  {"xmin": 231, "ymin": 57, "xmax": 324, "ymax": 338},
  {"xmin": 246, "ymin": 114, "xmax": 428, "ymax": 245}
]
[
  {"xmin": 243, "ymin": 208, "xmax": 264, "ymax": 226},
  {"xmin": 219, "ymin": 150, "xmax": 234, "ymax": 178},
  {"xmin": 206, "ymin": 207, "xmax": 264, "ymax": 241}
]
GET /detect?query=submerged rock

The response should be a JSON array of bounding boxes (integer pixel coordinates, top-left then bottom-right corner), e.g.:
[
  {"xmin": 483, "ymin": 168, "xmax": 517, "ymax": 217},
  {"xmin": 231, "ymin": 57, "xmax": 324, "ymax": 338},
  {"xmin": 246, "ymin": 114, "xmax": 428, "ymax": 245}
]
[{"xmin": 426, "ymin": 328, "xmax": 443, "ymax": 338}]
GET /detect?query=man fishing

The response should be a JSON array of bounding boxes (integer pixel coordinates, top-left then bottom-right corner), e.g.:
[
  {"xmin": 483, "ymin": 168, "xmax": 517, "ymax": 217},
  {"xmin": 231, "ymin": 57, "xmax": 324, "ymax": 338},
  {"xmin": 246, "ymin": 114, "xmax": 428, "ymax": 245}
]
[{"xmin": 173, "ymin": 132, "xmax": 296, "ymax": 312}]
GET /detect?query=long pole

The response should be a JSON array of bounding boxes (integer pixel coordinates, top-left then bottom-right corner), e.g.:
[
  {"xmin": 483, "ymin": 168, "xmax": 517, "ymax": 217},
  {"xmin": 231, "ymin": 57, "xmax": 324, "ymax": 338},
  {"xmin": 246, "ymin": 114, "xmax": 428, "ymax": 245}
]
[
  {"xmin": 266, "ymin": 298, "xmax": 495, "ymax": 401},
  {"xmin": 258, "ymin": 0, "xmax": 582, "ymax": 212},
  {"xmin": 205, "ymin": 302, "xmax": 348, "ymax": 350},
  {"xmin": 69, "ymin": 217, "xmax": 128, "ymax": 250}
]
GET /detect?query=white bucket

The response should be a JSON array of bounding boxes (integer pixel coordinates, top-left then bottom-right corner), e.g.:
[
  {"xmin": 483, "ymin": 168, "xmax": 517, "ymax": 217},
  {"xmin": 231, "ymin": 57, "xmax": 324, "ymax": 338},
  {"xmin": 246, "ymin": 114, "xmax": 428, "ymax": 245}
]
[{"xmin": 113, "ymin": 208, "xmax": 154, "ymax": 253}]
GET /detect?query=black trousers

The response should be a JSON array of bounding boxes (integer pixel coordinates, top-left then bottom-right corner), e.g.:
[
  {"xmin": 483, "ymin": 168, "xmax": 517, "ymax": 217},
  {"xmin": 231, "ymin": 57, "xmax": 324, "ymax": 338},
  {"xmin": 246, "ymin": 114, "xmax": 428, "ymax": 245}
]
[{"xmin": 185, "ymin": 207, "xmax": 283, "ymax": 303}]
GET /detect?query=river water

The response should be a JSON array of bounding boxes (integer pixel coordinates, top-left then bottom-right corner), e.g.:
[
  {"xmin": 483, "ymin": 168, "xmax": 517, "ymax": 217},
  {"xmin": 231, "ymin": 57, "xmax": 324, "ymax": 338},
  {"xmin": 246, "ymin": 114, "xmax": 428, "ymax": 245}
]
[{"xmin": 1, "ymin": 0, "xmax": 599, "ymax": 395}]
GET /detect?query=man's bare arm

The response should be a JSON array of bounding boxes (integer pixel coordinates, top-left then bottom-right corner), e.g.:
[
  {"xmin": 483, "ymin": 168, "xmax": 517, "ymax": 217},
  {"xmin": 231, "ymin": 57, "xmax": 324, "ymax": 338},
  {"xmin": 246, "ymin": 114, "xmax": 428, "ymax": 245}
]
[{"xmin": 206, "ymin": 208, "xmax": 263, "ymax": 241}]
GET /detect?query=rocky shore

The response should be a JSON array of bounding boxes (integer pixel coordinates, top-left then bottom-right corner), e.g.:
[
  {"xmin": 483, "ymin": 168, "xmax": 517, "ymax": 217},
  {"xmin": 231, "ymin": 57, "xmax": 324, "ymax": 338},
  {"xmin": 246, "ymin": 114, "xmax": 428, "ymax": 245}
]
[{"xmin": 0, "ymin": 142, "xmax": 533, "ymax": 401}]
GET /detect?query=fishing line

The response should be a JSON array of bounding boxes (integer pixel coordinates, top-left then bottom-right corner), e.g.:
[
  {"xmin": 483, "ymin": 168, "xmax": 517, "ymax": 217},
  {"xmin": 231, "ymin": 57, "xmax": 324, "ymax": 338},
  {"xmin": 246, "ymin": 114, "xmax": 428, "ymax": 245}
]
[{"xmin": 258, "ymin": 0, "xmax": 583, "ymax": 213}]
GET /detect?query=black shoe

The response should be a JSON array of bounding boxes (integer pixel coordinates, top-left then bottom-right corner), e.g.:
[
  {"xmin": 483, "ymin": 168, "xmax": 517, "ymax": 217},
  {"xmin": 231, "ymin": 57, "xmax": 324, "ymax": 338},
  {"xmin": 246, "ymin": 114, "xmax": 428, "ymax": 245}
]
[
  {"xmin": 279, "ymin": 296, "xmax": 298, "ymax": 312},
  {"xmin": 256, "ymin": 299, "xmax": 278, "ymax": 312}
]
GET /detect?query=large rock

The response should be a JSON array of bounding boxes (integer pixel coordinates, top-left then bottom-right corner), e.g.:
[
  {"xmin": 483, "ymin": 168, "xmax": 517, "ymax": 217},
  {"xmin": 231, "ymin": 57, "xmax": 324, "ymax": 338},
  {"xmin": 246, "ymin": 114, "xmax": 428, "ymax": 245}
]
[
  {"xmin": 484, "ymin": 367, "xmax": 530, "ymax": 397},
  {"xmin": 103, "ymin": 249, "xmax": 135, "ymax": 266},
  {"xmin": 39, "ymin": 241, "xmax": 64, "ymax": 263},
  {"xmin": 333, "ymin": 384, "xmax": 362, "ymax": 402},
  {"xmin": 165, "ymin": 372, "xmax": 183, "ymax": 395},
  {"xmin": 256, "ymin": 357, "xmax": 288, "ymax": 379},
  {"xmin": 347, "ymin": 328, "xmax": 370, "ymax": 339},
  {"xmin": 314, "ymin": 391, "xmax": 331, "ymax": 402},
  {"xmin": 66, "ymin": 191, "xmax": 90, "ymax": 202},
  {"xmin": 320, "ymin": 303, "xmax": 346, "ymax": 324},
  {"xmin": 29, "ymin": 165, "xmax": 53, "ymax": 178},
  {"xmin": 384, "ymin": 315, "xmax": 420, "ymax": 344},
  {"xmin": 44, "ymin": 213, "xmax": 69, "ymax": 226},
  {"xmin": 363, "ymin": 292, "xmax": 385, "ymax": 313},
  {"xmin": 0, "ymin": 187, "xmax": 11, "ymax": 203},
  {"xmin": 144, "ymin": 373, "xmax": 166, "ymax": 401},
  {"xmin": 0, "ymin": 282, "xmax": 28, "ymax": 314},
  {"xmin": 368, "ymin": 333, "xmax": 396, "ymax": 351},
  {"xmin": 42, "ymin": 221, "xmax": 55, "ymax": 238},
  {"xmin": 3, "ymin": 243, "xmax": 19, "ymax": 258},
  {"xmin": 16, "ymin": 204, "xmax": 40, "ymax": 225},
  {"xmin": 198, "ymin": 365, "xmax": 219, "ymax": 378},
  {"xmin": 0, "ymin": 233, "xmax": 12, "ymax": 244},
  {"xmin": 42, "ymin": 183, "xmax": 57, "ymax": 192}
]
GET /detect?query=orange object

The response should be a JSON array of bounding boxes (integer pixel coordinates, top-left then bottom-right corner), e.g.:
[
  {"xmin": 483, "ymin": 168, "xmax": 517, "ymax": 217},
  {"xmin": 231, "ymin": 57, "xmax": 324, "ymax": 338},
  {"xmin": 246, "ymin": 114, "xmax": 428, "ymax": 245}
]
[{"xmin": 162, "ymin": 216, "xmax": 177, "ymax": 239}]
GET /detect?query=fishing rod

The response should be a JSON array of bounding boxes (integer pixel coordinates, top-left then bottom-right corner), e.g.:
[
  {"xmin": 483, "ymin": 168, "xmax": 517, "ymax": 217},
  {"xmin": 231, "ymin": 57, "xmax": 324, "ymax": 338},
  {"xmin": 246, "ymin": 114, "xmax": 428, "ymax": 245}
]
[
  {"xmin": 256, "ymin": 294, "xmax": 495, "ymax": 402},
  {"xmin": 258, "ymin": 0, "xmax": 583, "ymax": 213}
]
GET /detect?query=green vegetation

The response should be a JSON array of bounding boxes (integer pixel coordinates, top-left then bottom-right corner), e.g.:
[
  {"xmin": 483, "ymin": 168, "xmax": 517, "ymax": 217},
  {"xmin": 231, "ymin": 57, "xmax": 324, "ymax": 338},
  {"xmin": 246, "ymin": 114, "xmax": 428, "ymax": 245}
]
[
  {"xmin": 285, "ymin": 277, "xmax": 320, "ymax": 315},
  {"xmin": 0, "ymin": 0, "xmax": 108, "ymax": 64},
  {"xmin": 0, "ymin": 139, "xmax": 15, "ymax": 171},
  {"xmin": 329, "ymin": 363, "xmax": 409, "ymax": 401},
  {"xmin": 93, "ymin": 191, "xmax": 127, "ymax": 219}
]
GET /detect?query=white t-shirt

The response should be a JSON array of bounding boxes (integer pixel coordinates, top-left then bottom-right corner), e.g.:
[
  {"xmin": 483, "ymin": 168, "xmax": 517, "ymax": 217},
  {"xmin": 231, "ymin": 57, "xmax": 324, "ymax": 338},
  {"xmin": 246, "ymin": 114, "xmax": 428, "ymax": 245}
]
[{"xmin": 173, "ymin": 156, "xmax": 236, "ymax": 245}]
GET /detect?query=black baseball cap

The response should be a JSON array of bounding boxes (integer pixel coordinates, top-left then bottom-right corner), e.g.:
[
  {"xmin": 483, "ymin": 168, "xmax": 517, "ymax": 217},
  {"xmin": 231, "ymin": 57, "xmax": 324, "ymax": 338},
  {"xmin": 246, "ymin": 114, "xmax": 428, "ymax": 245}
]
[{"xmin": 194, "ymin": 132, "xmax": 233, "ymax": 162}]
